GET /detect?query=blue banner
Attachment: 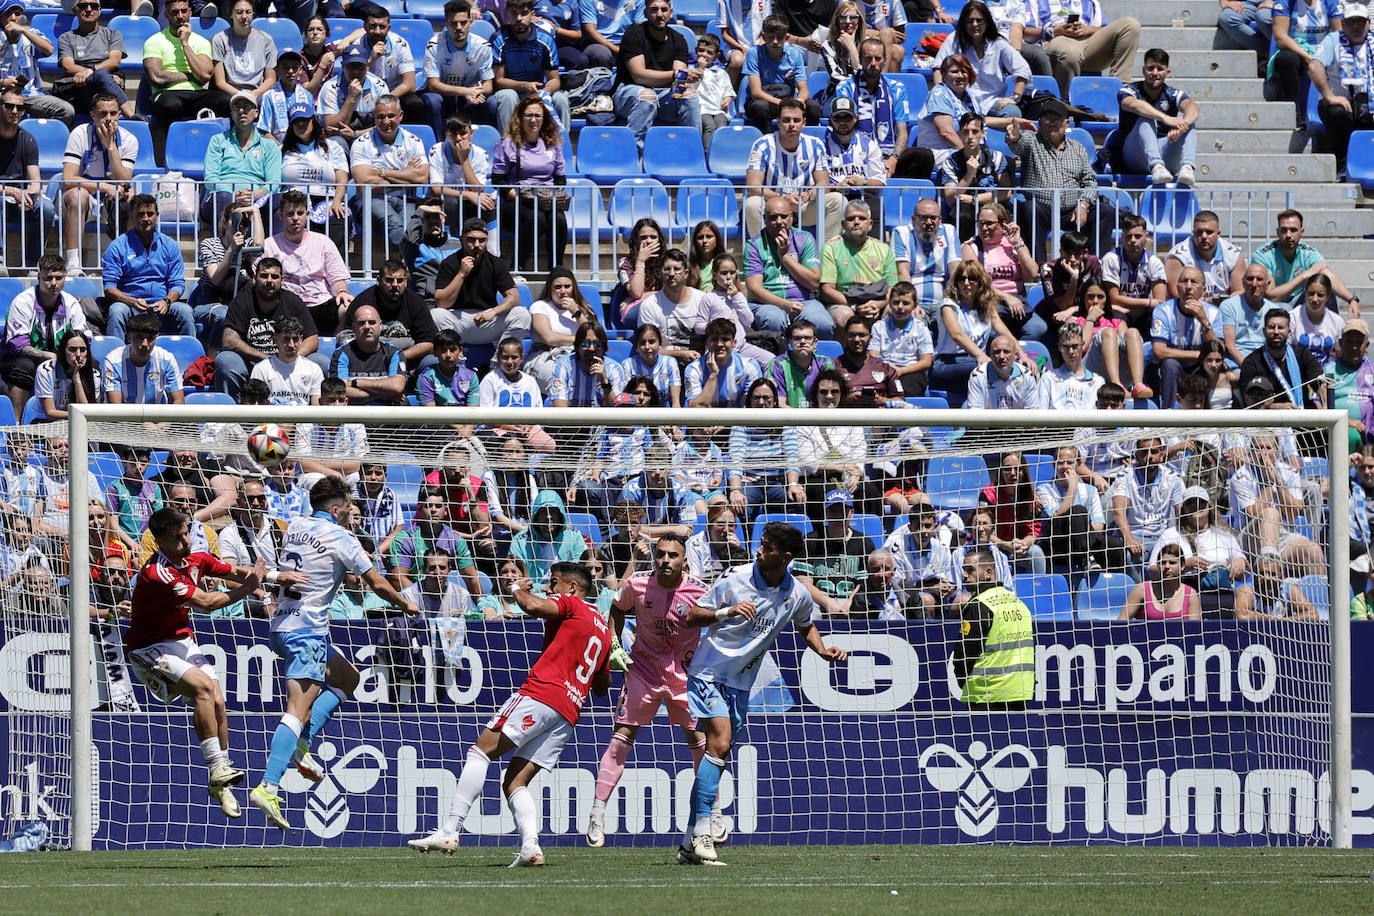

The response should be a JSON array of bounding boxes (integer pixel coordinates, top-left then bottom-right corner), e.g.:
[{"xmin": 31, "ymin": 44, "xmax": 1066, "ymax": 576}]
[{"xmin": 1, "ymin": 620, "xmax": 1370, "ymax": 848}]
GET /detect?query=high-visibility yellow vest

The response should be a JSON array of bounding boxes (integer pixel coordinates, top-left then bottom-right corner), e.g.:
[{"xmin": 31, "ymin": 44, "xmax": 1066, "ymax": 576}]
[{"xmin": 961, "ymin": 585, "xmax": 1035, "ymax": 705}]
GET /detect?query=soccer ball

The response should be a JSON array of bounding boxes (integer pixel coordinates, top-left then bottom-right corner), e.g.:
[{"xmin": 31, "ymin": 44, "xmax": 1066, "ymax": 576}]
[{"xmin": 247, "ymin": 423, "xmax": 291, "ymax": 466}]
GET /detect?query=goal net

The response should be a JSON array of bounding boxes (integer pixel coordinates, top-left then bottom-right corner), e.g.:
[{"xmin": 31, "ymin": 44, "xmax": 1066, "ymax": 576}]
[{"xmin": 1, "ymin": 405, "xmax": 1351, "ymax": 849}]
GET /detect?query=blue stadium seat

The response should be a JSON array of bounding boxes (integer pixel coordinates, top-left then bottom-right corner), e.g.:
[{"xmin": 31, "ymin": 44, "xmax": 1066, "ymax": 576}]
[
  {"xmin": 576, "ymin": 126, "xmax": 642, "ymax": 183},
  {"xmin": 163, "ymin": 121, "xmax": 222, "ymax": 180},
  {"xmin": 324, "ymin": 17, "xmax": 365, "ymax": 43},
  {"xmin": 560, "ymin": 133, "xmax": 582, "ymax": 178},
  {"xmin": 20, "ymin": 396, "xmax": 45, "ymax": 425},
  {"xmin": 386, "ymin": 461, "xmax": 424, "ymax": 510},
  {"xmin": 675, "ymin": 0, "xmax": 715, "ymax": 25},
  {"xmin": 121, "ymin": 119, "xmax": 159, "ymax": 173},
  {"xmin": 852, "ymin": 513, "xmax": 885, "ymax": 550},
  {"xmin": 405, "ymin": 122, "xmax": 437, "ymax": 152},
  {"xmin": 984, "ymin": 127, "xmax": 1012, "ymax": 159},
  {"xmin": 472, "ymin": 123, "xmax": 503, "ymax": 154},
  {"xmin": 565, "ymin": 176, "xmax": 614, "ymax": 239},
  {"xmin": 608, "ymin": 177, "xmax": 674, "ymax": 237},
  {"xmin": 887, "ymin": 72, "xmax": 929, "ymax": 118},
  {"xmin": 670, "ymin": 23, "xmax": 697, "ymax": 51},
  {"xmin": 905, "ymin": 395, "xmax": 949, "ymax": 410},
  {"xmin": 19, "ymin": 120, "xmax": 69, "ymax": 176},
  {"xmin": 923, "ymin": 453, "xmax": 987, "ymax": 510},
  {"xmin": 900, "ymin": 24, "xmax": 953, "ymax": 73},
  {"xmin": 642, "ymin": 125, "xmax": 713, "ymax": 183},
  {"xmin": 89, "ymin": 450, "xmax": 123, "ymax": 491},
  {"xmin": 0, "ymin": 398, "xmax": 14, "ymax": 428},
  {"xmin": 1013, "ymin": 572, "xmax": 1075, "ymax": 620},
  {"xmin": 1024, "ymin": 452, "xmax": 1054, "ymax": 488},
  {"xmin": 1294, "ymin": 574, "xmax": 1334, "ymax": 620},
  {"xmin": 567, "ymin": 512, "xmax": 604, "ymax": 545},
  {"xmin": 1139, "ymin": 186, "xmax": 1198, "ymax": 246},
  {"xmin": 1306, "ymin": 82, "xmax": 1324, "ymax": 137},
  {"xmin": 192, "ymin": 16, "xmax": 230, "ymax": 41},
  {"xmin": 1074, "ymin": 571, "xmax": 1136, "ymax": 620},
  {"xmin": 1347, "ymin": 131, "xmax": 1374, "ymax": 190},
  {"xmin": 607, "ymin": 338, "xmax": 632, "ymax": 362},
  {"xmin": 32, "ymin": 14, "xmax": 72, "ymax": 75},
  {"xmin": 1005, "ymin": 74, "xmax": 1060, "ymax": 98},
  {"xmin": 1067, "ymin": 75, "xmax": 1121, "ymax": 137},
  {"xmin": 1020, "ymin": 339, "xmax": 1051, "ymax": 371},
  {"xmin": 1065, "ymin": 126, "xmax": 1096, "ymax": 153},
  {"xmin": 258, "ymin": 17, "xmax": 304, "ymax": 54},
  {"xmin": 1096, "ymin": 186, "xmax": 1136, "ymax": 216},
  {"xmin": 157, "ymin": 335, "xmax": 206, "ymax": 375},
  {"xmin": 749, "ymin": 513, "xmax": 812, "ymax": 552},
  {"xmin": 674, "ymin": 178, "xmax": 741, "ymax": 237},
  {"xmin": 816, "ymin": 339, "xmax": 843, "ymax": 359},
  {"xmin": 707, "ymin": 124, "xmax": 762, "ymax": 180},
  {"xmin": 806, "ymin": 70, "xmax": 829, "ymax": 100},
  {"xmin": 470, "ymin": 19, "xmax": 496, "ymax": 41},
  {"xmin": 881, "ymin": 178, "xmax": 937, "ymax": 232},
  {"xmin": 89, "ymin": 335, "xmax": 121, "ymax": 366},
  {"xmin": 185, "ymin": 391, "xmax": 236, "ymax": 407},
  {"xmin": 390, "ymin": 19, "xmax": 435, "ymax": 62},
  {"xmin": 108, "ymin": 15, "xmax": 162, "ymax": 74}
]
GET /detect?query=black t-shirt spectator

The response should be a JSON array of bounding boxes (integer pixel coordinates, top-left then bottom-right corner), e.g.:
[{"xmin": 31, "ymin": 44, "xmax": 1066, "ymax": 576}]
[
  {"xmin": 435, "ymin": 251, "xmax": 515, "ymax": 313},
  {"xmin": 224, "ymin": 287, "xmax": 317, "ymax": 358},
  {"xmin": 329, "ymin": 339, "xmax": 405, "ymax": 380},
  {"xmin": 343, "ymin": 285, "xmax": 440, "ymax": 345},
  {"xmin": 1238, "ymin": 342, "xmax": 1325, "ymax": 409},
  {"xmin": 400, "ymin": 226, "xmax": 464, "ymax": 303},
  {"xmin": 0, "ymin": 128, "xmax": 37, "ymax": 180},
  {"xmin": 615, "ymin": 23, "xmax": 688, "ymax": 87}
]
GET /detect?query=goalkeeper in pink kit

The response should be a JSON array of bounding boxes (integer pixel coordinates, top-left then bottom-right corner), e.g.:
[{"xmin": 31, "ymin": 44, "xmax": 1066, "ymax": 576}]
[{"xmin": 585, "ymin": 533, "xmax": 729, "ymax": 847}]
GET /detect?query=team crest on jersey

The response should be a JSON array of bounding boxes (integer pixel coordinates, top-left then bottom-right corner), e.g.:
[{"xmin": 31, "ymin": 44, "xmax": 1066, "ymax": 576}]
[{"xmin": 282, "ymin": 742, "xmax": 387, "ymax": 839}]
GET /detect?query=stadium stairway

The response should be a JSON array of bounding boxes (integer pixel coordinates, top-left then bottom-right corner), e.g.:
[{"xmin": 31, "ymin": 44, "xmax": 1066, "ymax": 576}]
[{"xmin": 1155, "ymin": 0, "xmax": 1374, "ymax": 304}]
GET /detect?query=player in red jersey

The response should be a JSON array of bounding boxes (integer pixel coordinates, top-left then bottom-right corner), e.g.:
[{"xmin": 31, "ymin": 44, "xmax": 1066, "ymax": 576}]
[
  {"xmin": 585, "ymin": 533, "xmax": 721, "ymax": 848},
  {"xmin": 409, "ymin": 561, "xmax": 611, "ymax": 866},
  {"xmin": 125, "ymin": 507, "xmax": 306, "ymax": 818}
]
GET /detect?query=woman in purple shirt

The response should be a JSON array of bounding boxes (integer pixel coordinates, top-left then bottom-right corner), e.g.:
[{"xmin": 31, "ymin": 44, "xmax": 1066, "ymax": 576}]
[{"xmin": 491, "ymin": 94, "xmax": 569, "ymax": 273}]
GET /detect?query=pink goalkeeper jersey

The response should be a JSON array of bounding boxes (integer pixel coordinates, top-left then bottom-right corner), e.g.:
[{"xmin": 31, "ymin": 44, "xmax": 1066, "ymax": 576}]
[{"xmin": 615, "ymin": 570, "xmax": 708, "ymax": 692}]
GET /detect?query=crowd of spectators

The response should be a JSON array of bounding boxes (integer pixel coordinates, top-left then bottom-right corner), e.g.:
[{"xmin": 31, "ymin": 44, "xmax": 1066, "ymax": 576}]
[{"xmin": 0, "ymin": 0, "xmax": 1360, "ymax": 628}]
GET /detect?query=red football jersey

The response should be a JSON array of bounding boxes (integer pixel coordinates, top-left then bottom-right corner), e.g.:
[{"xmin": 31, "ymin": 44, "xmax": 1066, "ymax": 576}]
[
  {"xmin": 126, "ymin": 551, "xmax": 232, "ymax": 651},
  {"xmin": 517, "ymin": 593, "xmax": 611, "ymax": 725}
]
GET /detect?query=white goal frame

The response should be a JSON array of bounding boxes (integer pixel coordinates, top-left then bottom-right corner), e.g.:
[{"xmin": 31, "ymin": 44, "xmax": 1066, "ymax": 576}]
[{"xmin": 65, "ymin": 404, "xmax": 1353, "ymax": 850}]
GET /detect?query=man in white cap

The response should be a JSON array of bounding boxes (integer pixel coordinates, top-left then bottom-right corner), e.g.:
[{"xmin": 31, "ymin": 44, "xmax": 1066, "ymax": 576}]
[
  {"xmin": 1311, "ymin": 2, "xmax": 1374, "ymax": 176},
  {"xmin": 1325, "ymin": 318, "xmax": 1374, "ymax": 450},
  {"xmin": 201, "ymin": 89, "xmax": 282, "ymax": 228}
]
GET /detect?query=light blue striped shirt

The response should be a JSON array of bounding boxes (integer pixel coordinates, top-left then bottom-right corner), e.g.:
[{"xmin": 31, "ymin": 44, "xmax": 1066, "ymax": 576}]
[
  {"xmin": 726, "ymin": 424, "xmax": 800, "ymax": 483},
  {"xmin": 102, "ymin": 345, "xmax": 182, "ymax": 405},
  {"xmin": 621, "ymin": 352, "xmax": 681, "ymax": 405},
  {"xmin": 550, "ymin": 352, "xmax": 628, "ymax": 406},
  {"xmin": 869, "ymin": 313, "xmax": 933, "ymax": 368},
  {"xmin": 891, "ymin": 222, "xmax": 958, "ymax": 305},
  {"xmin": 746, "ymin": 133, "xmax": 828, "ymax": 192},
  {"xmin": 258, "ymin": 84, "xmax": 315, "ymax": 141},
  {"xmin": 684, "ymin": 351, "xmax": 762, "ymax": 407}
]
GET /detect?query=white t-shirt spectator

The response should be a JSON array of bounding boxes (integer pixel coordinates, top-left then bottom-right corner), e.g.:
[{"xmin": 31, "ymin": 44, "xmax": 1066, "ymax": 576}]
[
  {"xmin": 423, "ymin": 31, "xmax": 494, "ymax": 88},
  {"xmin": 1111, "ymin": 465, "xmax": 1185, "ymax": 546},
  {"xmin": 369, "ymin": 33, "xmax": 419, "ymax": 90},
  {"xmin": 33, "ymin": 358, "xmax": 104, "ymax": 412},
  {"xmin": 1288, "ymin": 303, "xmax": 1344, "ymax": 365},
  {"xmin": 250, "ymin": 354, "xmax": 323, "ymax": 406},
  {"xmin": 63, "ymin": 122, "xmax": 138, "ymax": 179},
  {"xmin": 530, "ymin": 300, "xmax": 583, "ymax": 340},
  {"xmin": 1036, "ymin": 365, "xmax": 1103, "ymax": 411},
  {"xmin": 351, "ymin": 127, "xmax": 429, "ymax": 198},
  {"xmin": 281, "ymin": 138, "xmax": 350, "ymax": 200},
  {"xmin": 427, "ymin": 139, "xmax": 491, "ymax": 191},
  {"xmin": 1035, "ymin": 478, "xmax": 1105, "ymax": 526},
  {"xmin": 636, "ymin": 287, "xmax": 706, "ymax": 348},
  {"xmin": 478, "ymin": 368, "xmax": 543, "ymax": 408}
]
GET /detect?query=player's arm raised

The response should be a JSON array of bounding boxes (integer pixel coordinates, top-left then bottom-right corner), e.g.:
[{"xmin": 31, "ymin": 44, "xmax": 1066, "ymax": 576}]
[
  {"xmin": 362, "ymin": 567, "xmax": 421, "ymax": 615},
  {"xmin": 683, "ymin": 599, "xmax": 757, "ymax": 628},
  {"xmin": 797, "ymin": 622, "xmax": 847, "ymax": 663},
  {"xmin": 510, "ymin": 578, "xmax": 563, "ymax": 619},
  {"xmin": 188, "ymin": 559, "xmax": 269, "ymax": 613}
]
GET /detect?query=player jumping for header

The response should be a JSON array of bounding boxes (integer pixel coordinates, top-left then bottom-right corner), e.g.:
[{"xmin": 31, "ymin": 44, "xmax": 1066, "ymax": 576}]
[
  {"xmin": 409, "ymin": 561, "xmax": 611, "ymax": 866},
  {"xmin": 126, "ymin": 506, "xmax": 307, "ymax": 818},
  {"xmin": 586, "ymin": 532, "xmax": 727, "ymax": 848},
  {"xmin": 677, "ymin": 522, "xmax": 847, "ymax": 865},
  {"xmin": 250, "ymin": 476, "xmax": 418, "ymax": 830}
]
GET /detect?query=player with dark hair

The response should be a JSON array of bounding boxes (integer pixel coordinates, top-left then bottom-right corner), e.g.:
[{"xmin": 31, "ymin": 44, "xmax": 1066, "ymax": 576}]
[
  {"xmin": 586, "ymin": 533, "xmax": 718, "ymax": 848},
  {"xmin": 676, "ymin": 522, "xmax": 847, "ymax": 865},
  {"xmin": 126, "ymin": 507, "xmax": 304, "ymax": 818},
  {"xmin": 249, "ymin": 475, "xmax": 417, "ymax": 830},
  {"xmin": 410, "ymin": 561, "xmax": 611, "ymax": 866}
]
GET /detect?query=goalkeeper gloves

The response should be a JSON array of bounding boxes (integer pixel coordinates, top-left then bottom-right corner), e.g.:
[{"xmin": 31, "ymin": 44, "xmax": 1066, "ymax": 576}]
[{"xmin": 609, "ymin": 635, "xmax": 632, "ymax": 672}]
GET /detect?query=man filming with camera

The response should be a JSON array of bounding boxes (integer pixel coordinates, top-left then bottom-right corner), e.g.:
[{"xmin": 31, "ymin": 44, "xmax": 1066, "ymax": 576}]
[{"xmin": 1311, "ymin": 3, "xmax": 1374, "ymax": 179}]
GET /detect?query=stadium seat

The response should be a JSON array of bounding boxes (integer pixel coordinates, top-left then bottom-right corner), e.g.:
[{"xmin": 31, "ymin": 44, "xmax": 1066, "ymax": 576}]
[
  {"xmin": 471, "ymin": 123, "xmax": 502, "ymax": 154},
  {"xmin": 1074, "ymin": 571, "xmax": 1136, "ymax": 620},
  {"xmin": 984, "ymin": 127, "xmax": 1012, "ymax": 159},
  {"xmin": 1067, "ymin": 75, "xmax": 1121, "ymax": 137},
  {"xmin": 324, "ymin": 17, "xmax": 365, "ymax": 43},
  {"xmin": 607, "ymin": 338, "xmax": 632, "ymax": 362},
  {"xmin": 852, "ymin": 513, "xmax": 885, "ymax": 550},
  {"xmin": 1014, "ymin": 572, "xmax": 1075, "ymax": 620},
  {"xmin": 257, "ymin": 17, "xmax": 304, "ymax": 54},
  {"xmin": 1306, "ymin": 82, "xmax": 1324, "ymax": 137},
  {"xmin": 1294, "ymin": 574, "xmax": 1334, "ymax": 620},
  {"xmin": 163, "ymin": 121, "xmax": 222, "ymax": 180},
  {"xmin": 1139, "ymin": 186, "xmax": 1198, "ymax": 246},
  {"xmin": 674, "ymin": 178, "xmax": 741, "ymax": 237},
  {"xmin": 157, "ymin": 335, "xmax": 207, "ymax": 374},
  {"xmin": 1065, "ymin": 126, "xmax": 1096, "ymax": 153},
  {"xmin": 565, "ymin": 176, "xmax": 614, "ymax": 240},
  {"xmin": 905, "ymin": 395, "xmax": 949, "ymax": 410},
  {"xmin": 0, "ymin": 398, "xmax": 14, "ymax": 428},
  {"xmin": 642, "ymin": 126, "xmax": 713, "ymax": 183},
  {"xmin": 89, "ymin": 335, "xmax": 121, "ymax": 366},
  {"xmin": 881, "ymin": 179, "xmax": 938, "ymax": 232},
  {"xmin": 576, "ymin": 126, "xmax": 642, "ymax": 183},
  {"xmin": 385, "ymin": 462, "xmax": 424, "ymax": 511},
  {"xmin": 707, "ymin": 124, "xmax": 762, "ymax": 181},
  {"xmin": 567, "ymin": 512, "xmax": 604, "ymax": 546},
  {"xmin": 887, "ymin": 72, "xmax": 929, "ymax": 117},
  {"xmin": 608, "ymin": 178, "xmax": 674, "ymax": 238},
  {"xmin": 32, "ymin": 14, "xmax": 72, "ymax": 75},
  {"xmin": 923, "ymin": 454, "xmax": 987, "ymax": 510},
  {"xmin": 900, "ymin": 24, "xmax": 953, "ymax": 74},
  {"xmin": 749, "ymin": 513, "xmax": 812, "ymax": 552},
  {"xmin": 185, "ymin": 391, "xmax": 236, "ymax": 407},
  {"xmin": 1096, "ymin": 186, "xmax": 1136, "ymax": 216},
  {"xmin": 670, "ymin": 23, "xmax": 697, "ymax": 51},
  {"xmin": 389, "ymin": 19, "xmax": 434, "ymax": 62},
  {"xmin": 806, "ymin": 70, "xmax": 829, "ymax": 100},
  {"xmin": 470, "ymin": 19, "xmax": 496, "ymax": 41},
  {"xmin": 20, "ymin": 396, "xmax": 45, "ymax": 425},
  {"xmin": 1005, "ymin": 74, "xmax": 1060, "ymax": 98},
  {"xmin": 120, "ymin": 119, "xmax": 159, "ymax": 173},
  {"xmin": 1024, "ymin": 452, "xmax": 1054, "ymax": 488},
  {"xmin": 816, "ymin": 340, "xmax": 843, "ymax": 359},
  {"xmin": 19, "ymin": 120, "xmax": 68, "ymax": 176},
  {"xmin": 192, "ymin": 16, "xmax": 229, "ymax": 40},
  {"xmin": 108, "ymin": 15, "xmax": 162, "ymax": 74},
  {"xmin": 1020, "ymin": 339, "xmax": 1050, "ymax": 371},
  {"xmin": 1347, "ymin": 131, "xmax": 1374, "ymax": 190},
  {"xmin": 674, "ymin": 0, "xmax": 715, "ymax": 25},
  {"xmin": 405, "ymin": 122, "xmax": 437, "ymax": 152}
]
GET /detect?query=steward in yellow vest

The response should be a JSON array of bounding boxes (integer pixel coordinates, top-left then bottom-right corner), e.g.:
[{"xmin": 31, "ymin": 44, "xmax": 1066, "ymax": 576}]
[{"xmin": 953, "ymin": 547, "xmax": 1035, "ymax": 710}]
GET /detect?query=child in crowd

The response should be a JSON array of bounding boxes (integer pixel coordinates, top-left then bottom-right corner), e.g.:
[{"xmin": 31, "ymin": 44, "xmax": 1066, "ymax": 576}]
[
  {"xmin": 417, "ymin": 330, "xmax": 481, "ymax": 407},
  {"xmin": 868, "ymin": 281, "xmax": 933, "ymax": 396},
  {"xmin": 297, "ymin": 376, "xmax": 370, "ymax": 481},
  {"xmin": 1077, "ymin": 382, "xmax": 1131, "ymax": 491},
  {"xmin": 673, "ymin": 423, "xmax": 726, "ymax": 522},
  {"xmin": 353, "ymin": 459, "xmax": 406, "ymax": 562},
  {"xmin": 621, "ymin": 324, "xmax": 683, "ymax": 409},
  {"xmin": 478, "ymin": 337, "xmax": 556, "ymax": 456},
  {"xmin": 0, "ymin": 432, "xmax": 43, "ymax": 519},
  {"xmin": 698, "ymin": 252, "xmax": 776, "ymax": 365},
  {"xmin": 695, "ymin": 34, "xmax": 736, "ymax": 152}
]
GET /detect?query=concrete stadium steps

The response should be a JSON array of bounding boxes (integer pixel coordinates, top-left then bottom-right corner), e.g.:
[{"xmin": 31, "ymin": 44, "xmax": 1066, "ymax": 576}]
[
  {"xmin": 1196, "ymin": 152, "xmax": 1337, "ymax": 184},
  {"xmin": 1137, "ymin": 0, "xmax": 1218, "ymax": 25},
  {"xmin": 1200, "ymin": 182, "xmax": 1360, "ymax": 206},
  {"xmin": 1141, "ymin": 50, "xmax": 1262, "ymax": 79},
  {"xmin": 1200, "ymin": 207, "xmax": 1374, "ymax": 240},
  {"xmin": 1195, "ymin": 129, "xmax": 1309, "ymax": 155},
  {"xmin": 1137, "ymin": 26, "xmax": 1218, "ymax": 50},
  {"xmin": 1193, "ymin": 100, "xmax": 1297, "ymax": 129},
  {"xmin": 1170, "ymin": 78, "xmax": 1267, "ymax": 101}
]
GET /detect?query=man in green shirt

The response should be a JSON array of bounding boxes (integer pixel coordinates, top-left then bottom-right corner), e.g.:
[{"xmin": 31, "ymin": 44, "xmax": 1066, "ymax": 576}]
[
  {"xmin": 818, "ymin": 199, "xmax": 898, "ymax": 331},
  {"xmin": 1325, "ymin": 319, "xmax": 1374, "ymax": 451},
  {"xmin": 1250, "ymin": 208, "xmax": 1359, "ymax": 314},
  {"xmin": 201, "ymin": 91, "xmax": 282, "ymax": 226},
  {"xmin": 142, "ymin": 0, "xmax": 229, "ymax": 123}
]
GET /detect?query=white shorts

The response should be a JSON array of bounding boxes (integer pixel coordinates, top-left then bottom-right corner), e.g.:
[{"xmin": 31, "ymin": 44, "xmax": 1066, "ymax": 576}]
[
  {"xmin": 128, "ymin": 636, "xmax": 217, "ymax": 704},
  {"xmin": 486, "ymin": 693, "xmax": 574, "ymax": 770}
]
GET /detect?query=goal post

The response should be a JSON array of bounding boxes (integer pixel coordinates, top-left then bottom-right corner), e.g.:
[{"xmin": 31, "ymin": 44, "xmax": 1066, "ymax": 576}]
[{"xmin": 57, "ymin": 404, "xmax": 1351, "ymax": 850}]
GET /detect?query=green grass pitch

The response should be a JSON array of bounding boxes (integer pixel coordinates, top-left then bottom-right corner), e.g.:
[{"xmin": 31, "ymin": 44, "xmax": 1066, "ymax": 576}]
[{"xmin": 2, "ymin": 846, "xmax": 1372, "ymax": 914}]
